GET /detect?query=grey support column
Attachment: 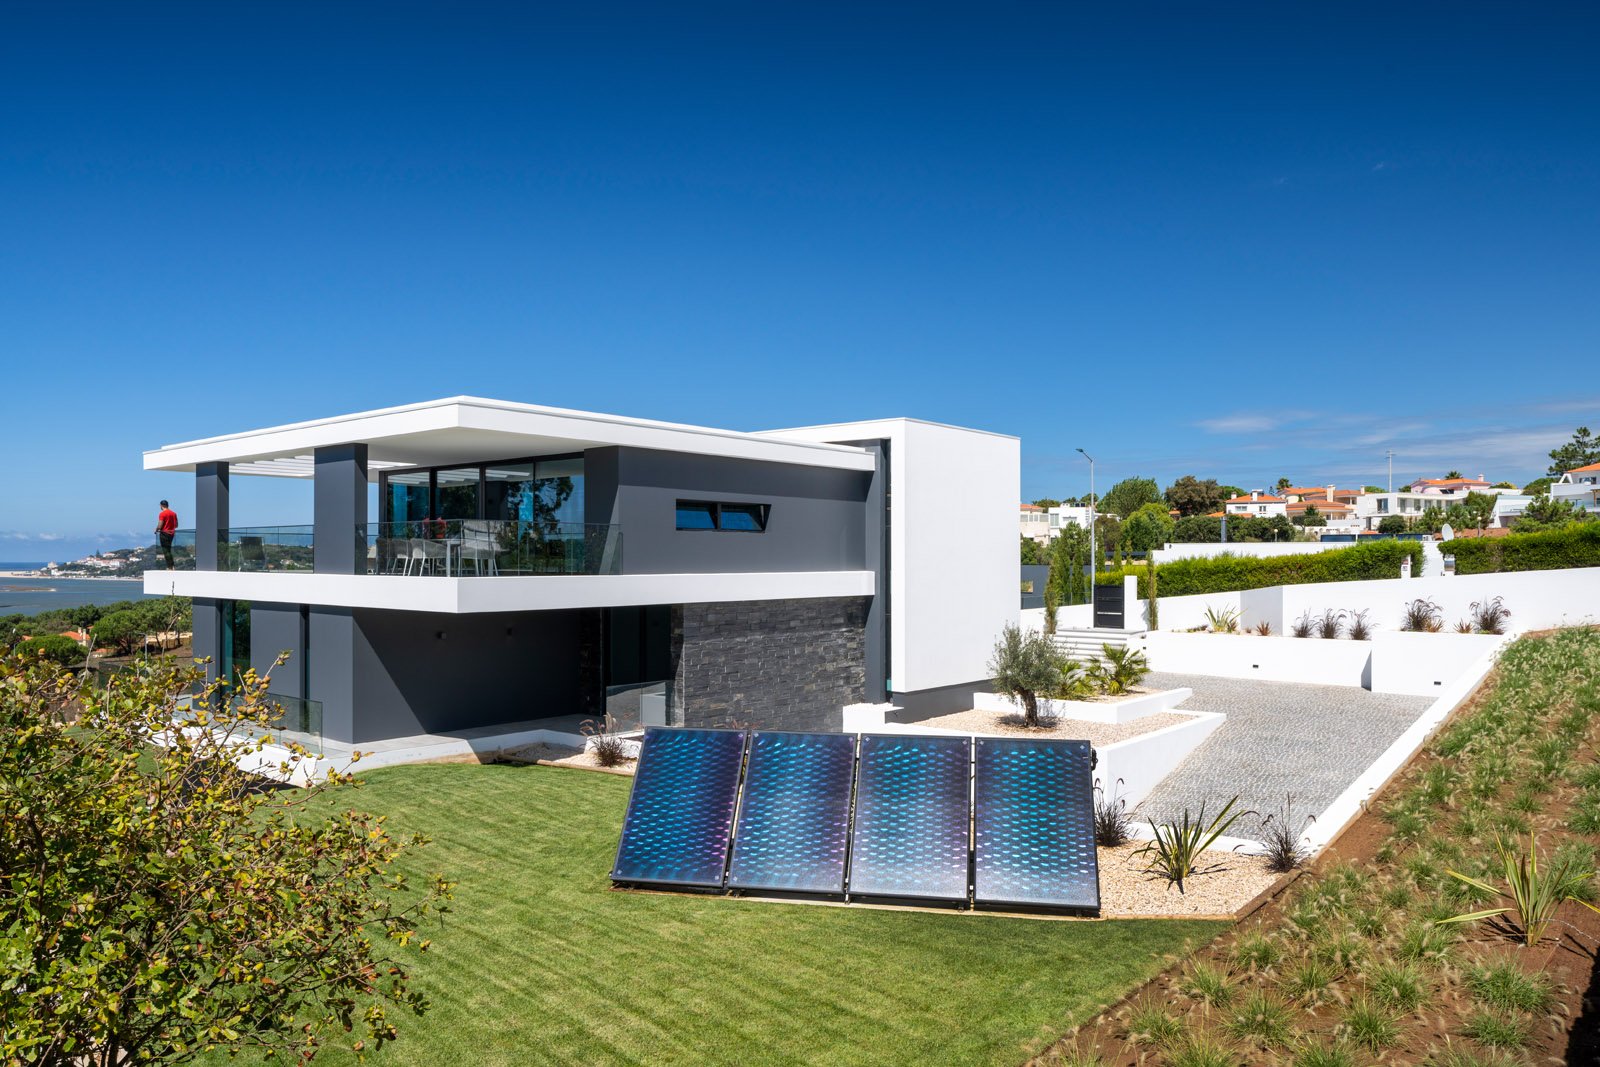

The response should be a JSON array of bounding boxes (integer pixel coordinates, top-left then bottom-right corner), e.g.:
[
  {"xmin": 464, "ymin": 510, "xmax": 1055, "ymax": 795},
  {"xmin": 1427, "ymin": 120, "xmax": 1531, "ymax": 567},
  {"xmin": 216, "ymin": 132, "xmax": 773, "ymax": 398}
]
[
  {"xmin": 313, "ymin": 444, "xmax": 368, "ymax": 574},
  {"xmin": 843, "ymin": 439, "xmax": 890, "ymax": 702},
  {"xmin": 192, "ymin": 597, "xmax": 225, "ymax": 686},
  {"xmin": 195, "ymin": 462, "xmax": 229, "ymax": 571}
]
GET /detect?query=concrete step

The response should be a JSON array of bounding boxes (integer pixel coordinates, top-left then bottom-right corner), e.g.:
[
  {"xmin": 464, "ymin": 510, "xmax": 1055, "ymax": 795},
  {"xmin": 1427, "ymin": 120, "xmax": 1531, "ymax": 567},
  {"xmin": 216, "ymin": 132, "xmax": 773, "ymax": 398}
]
[{"xmin": 1048, "ymin": 627, "xmax": 1143, "ymax": 663}]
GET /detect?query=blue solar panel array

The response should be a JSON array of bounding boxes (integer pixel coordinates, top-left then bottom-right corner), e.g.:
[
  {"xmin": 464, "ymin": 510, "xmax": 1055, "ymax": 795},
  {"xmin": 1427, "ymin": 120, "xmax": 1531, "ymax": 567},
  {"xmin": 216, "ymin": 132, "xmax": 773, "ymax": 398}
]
[
  {"xmin": 727, "ymin": 732, "xmax": 857, "ymax": 894},
  {"xmin": 847, "ymin": 735, "xmax": 973, "ymax": 902},
  {"xmin": 611, "ymin": 728, "xmax": 1101, "ymax": 914},
  {"xmin": 973, "ymin": 738, "xmax": 1100, "ymax": 911},
  {"xmin": 611, "ymin": 727, "xmax": 748, "ymax": 888}
]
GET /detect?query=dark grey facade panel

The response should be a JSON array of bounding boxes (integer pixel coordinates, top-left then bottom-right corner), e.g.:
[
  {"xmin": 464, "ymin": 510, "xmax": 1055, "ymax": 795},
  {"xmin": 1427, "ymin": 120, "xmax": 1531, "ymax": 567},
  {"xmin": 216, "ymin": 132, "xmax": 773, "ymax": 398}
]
[
  {"xmin": 673, "ymin": 597, "xmax": 867, "ymax": 733},
  {"xmin": 192, "ymin": 596, "xmax": 224, "ymax": 686},
  {"xmin": 346, "ymin": 607, "xmax": 586, "ymax": 743},
  {"xmin": 600, "ymin": 447, "xmax": 870, "ymax": 575},
  {"xmin": 889, "ymin": 678, "xmax": 994, "ymax": 722},
  {"xmin": 250, "ymin": 602, "xmax": 306, "ymax": 698},
  {"xmin": 308, "ymin": 607, "xmax": 358, "ymax": 745}
]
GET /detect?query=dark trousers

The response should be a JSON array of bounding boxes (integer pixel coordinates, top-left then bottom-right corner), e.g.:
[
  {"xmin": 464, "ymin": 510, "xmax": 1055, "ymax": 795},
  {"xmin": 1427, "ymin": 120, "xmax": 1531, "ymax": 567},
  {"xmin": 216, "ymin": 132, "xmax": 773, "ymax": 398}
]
[{"xmin": 159, "ymin": 531, "xmax": 175, "ymax": 570}]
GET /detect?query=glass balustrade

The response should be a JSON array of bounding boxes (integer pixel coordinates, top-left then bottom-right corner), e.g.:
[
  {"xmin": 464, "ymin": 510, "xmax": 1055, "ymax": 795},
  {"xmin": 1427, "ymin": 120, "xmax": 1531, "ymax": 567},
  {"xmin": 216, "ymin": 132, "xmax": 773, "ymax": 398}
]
[{"xmin": 361, "ymin": 519, "xmax": 622, "ymax": 576}]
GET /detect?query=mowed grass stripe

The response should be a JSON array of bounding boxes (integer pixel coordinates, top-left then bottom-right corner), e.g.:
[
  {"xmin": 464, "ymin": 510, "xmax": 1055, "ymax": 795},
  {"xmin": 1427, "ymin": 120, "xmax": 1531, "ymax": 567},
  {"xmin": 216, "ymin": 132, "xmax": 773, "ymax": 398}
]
[{"xmin": 222, "ymin": 762, "xmax": 1216, "ymax": 1066}]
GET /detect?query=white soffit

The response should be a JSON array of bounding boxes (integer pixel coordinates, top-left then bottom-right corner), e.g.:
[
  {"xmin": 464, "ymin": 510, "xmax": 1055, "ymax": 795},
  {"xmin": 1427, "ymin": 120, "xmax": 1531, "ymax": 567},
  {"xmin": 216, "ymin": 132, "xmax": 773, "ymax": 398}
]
[{"xmin": 144, "ymin": 396, "xmax": 876, "ymax": 477}]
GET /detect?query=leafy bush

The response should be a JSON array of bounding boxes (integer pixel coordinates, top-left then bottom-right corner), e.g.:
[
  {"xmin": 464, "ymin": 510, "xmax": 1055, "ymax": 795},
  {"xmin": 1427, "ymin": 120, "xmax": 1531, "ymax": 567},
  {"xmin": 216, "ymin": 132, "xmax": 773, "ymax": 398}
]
[
  {"xmin": 23, "ymin": 634, "xmax": 85, "ymax": 668},
  {"xmin": 1443, "ymin": 522, "xmax": 1600, "ymax": 574},
  {"xmin": 1131, "ymin": 541, "xmax": 1423, "ymax": 599}
]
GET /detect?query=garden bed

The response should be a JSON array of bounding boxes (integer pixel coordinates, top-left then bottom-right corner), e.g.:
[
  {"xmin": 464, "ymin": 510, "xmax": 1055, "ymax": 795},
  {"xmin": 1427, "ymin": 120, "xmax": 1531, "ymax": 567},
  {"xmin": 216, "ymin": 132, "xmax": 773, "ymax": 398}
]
[
  {"xmin": 497, "ymin": 741, "xmax": 637, "ymax": 775},
  {"xmin": 911, "ymin": 708, "xmax": 1196, "ymax": 747},
  {"xmin": 1097, "ymin": 843, "xmax": 1284, "ymax": 919},
  {"xmin": 1035, "ymin": 627, "xmax": 1600, "ymax": 1066}
]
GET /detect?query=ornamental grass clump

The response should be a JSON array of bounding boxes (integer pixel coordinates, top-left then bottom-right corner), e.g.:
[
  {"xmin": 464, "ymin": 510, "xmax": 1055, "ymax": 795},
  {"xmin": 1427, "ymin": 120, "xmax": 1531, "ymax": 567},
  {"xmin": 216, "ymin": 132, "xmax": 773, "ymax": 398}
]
[
  {"xmin": 1093, "ymin": 778, "xmax": 1134, "ymax": 847},
  {"xmin": 1260, "ymin": 794, "xmax": 1313, "ymax": 873},
  {"xmin": 1400, "ymin": 597, "xmax": 1443, "ymax": 632}
]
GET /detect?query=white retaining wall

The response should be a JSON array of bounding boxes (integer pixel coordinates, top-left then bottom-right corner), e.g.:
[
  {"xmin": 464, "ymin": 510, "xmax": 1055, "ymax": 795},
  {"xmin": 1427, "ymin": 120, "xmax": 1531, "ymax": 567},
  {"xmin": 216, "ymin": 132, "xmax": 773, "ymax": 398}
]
[
  {"xmin": 1158, "ymin": 541, "xmax": 1345, "ymax": 561},
  {"xmin": 1096, "ymin": 712, "xmax": 1226, "ymax": 811},
  {"xmin": 1131, "ymin": 566, "xmax": 1600, "ymax": 639}
]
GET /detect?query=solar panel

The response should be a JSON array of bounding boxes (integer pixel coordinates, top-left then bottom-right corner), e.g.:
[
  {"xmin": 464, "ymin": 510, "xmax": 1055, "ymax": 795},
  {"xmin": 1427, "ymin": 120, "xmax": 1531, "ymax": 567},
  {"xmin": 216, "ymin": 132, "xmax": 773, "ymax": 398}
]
[
  {"xmin": 727, "ymin": 731, "xmax": 857, "ymax": 895},
  {"xmin": 972, "ymin": 737, "xmax": 1100, "ymax": 911},
  {"xmin": 848, "ymin": 734, "xmax": 972, "ymax": 902},
  {"xmin": 611, "ymin": 727, "xmax": 748, "ymax": 888}
]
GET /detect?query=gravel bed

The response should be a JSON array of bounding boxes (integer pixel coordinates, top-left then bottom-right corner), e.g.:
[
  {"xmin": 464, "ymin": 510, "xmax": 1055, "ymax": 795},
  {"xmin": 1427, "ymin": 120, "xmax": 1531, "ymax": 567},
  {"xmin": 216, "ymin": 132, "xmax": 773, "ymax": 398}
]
[
  {"xmin": 1097, "ymin": 843, "xmax": 1281, "ymax": 917},
  {"xmin": 909, "ymin": 708, "xmax": 1194, "ymax": 747}
]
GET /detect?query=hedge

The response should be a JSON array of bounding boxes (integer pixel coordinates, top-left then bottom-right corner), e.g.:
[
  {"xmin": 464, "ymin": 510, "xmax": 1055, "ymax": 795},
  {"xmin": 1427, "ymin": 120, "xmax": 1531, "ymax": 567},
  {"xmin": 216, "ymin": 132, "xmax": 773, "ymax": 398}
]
[
  {"xmin": 1092, "ymin": 540, "xmax": 1424, "ymax": 598},
  {"xmin": 1441, "ymin": 522, "xmax": 1600, "ymax": 575}
]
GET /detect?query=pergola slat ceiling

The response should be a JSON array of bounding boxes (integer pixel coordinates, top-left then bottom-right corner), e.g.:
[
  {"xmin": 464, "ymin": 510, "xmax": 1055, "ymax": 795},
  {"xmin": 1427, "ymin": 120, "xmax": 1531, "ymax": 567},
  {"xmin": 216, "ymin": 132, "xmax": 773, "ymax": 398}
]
[{"xmin": 227, "ymin": 455, "xmax": 415, "ymax": 480}]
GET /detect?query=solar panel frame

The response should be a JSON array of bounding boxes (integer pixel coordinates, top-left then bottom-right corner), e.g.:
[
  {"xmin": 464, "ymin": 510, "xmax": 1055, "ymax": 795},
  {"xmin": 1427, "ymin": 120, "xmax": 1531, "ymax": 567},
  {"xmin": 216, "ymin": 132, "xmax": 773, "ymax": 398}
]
[
  {"xmin": 847, "ymin": 734, "xmax": 973, "ymax": 903},
  {"xmin": 972, "ymin": 737, "xmax": 1100, "ymax": 912},
  {"xmin": 726, "ymin": 731, "xmax": 858, "ymax": 895},
  {"xmin": 610, "ymin": 727, "xmax": 749, "ymax": 889}
]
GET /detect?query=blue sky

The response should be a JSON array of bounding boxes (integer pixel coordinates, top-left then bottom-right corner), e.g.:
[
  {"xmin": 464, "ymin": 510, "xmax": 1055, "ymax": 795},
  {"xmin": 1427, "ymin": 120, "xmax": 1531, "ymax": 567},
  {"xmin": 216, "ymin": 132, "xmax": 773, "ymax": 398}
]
[{"xmin": 2, "ymin": 3, "xmax": 1596, "ymax": 560}]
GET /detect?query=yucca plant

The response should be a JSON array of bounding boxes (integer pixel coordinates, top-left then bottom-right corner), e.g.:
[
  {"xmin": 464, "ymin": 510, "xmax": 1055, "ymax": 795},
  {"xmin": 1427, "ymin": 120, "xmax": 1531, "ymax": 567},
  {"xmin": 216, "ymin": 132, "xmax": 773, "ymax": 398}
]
[
  {"xmin": 1252, "ymin": 620, "xmax": 1272, "ymax": 636},
  {"xmin": 1204, "ymin": 605, "xmax": 1241, "ymax": 634},
  {"xmin": 1136, "ymin": 796, "xmax": 1251, "ymax": 892},
  {"xmin": 1438, "ymin": 834, "xmax": 1600, "ymax": 946}
]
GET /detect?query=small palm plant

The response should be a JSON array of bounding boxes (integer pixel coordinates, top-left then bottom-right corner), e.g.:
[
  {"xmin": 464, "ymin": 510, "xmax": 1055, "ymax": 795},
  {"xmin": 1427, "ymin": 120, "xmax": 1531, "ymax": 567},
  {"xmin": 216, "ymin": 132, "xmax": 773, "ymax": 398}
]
[
  {"xmin": 987, "ymin": 624, "xmax": 1065, "ymax": 728},
  {"xmin": 1096, "ymin": 643, "xmax": 1149, "ymax": 695},
  {"xmin": 1438, "ymin": 834, "xmax": 1600, "ymax": 946},
  {"xmin": 1136, "ymin": 795, "xmax": 1252, "ymax": 892}
]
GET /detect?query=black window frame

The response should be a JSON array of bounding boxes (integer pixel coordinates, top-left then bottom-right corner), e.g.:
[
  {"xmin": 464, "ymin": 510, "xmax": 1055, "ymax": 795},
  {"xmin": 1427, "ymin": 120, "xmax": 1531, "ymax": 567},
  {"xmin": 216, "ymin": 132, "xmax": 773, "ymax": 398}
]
[{"xmin": 674, "ymin": 500, "xmax": 770, "ymax": 533}]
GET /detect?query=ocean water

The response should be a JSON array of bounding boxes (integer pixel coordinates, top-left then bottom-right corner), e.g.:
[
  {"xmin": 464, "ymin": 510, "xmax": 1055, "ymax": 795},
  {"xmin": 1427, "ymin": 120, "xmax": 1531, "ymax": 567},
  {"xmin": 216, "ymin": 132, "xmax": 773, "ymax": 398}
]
[{"xmin": 0, "ymin": 575, "xmax": 157, "ymax": 616}]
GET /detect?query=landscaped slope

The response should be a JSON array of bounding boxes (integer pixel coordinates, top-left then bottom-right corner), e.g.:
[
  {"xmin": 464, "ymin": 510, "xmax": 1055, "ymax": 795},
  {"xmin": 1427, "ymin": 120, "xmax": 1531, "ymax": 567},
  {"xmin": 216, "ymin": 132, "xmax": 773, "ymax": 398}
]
[
  {"xmin": 1043, "ymin": 626, "xmax": 1600, "ymax": 1066},
  {"xmin": 256, "ymin": 763, "xmax": 1217, "ymax": 1067}
]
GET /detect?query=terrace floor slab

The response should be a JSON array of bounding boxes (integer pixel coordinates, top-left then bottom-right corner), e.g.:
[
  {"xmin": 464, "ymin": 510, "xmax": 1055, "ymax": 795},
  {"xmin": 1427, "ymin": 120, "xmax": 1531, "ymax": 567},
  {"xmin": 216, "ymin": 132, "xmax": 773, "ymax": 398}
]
[{"xmin": 1132, "ymin": 671, "xmax": 1433, "ymax": 841}]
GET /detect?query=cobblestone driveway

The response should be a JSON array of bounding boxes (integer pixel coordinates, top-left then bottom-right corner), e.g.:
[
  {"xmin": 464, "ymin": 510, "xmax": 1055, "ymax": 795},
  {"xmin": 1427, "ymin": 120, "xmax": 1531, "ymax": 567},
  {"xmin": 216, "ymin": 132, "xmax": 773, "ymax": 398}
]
[{"xmin": 1131, "ymin": 672, "xmax": 1435, "ymax": 841}]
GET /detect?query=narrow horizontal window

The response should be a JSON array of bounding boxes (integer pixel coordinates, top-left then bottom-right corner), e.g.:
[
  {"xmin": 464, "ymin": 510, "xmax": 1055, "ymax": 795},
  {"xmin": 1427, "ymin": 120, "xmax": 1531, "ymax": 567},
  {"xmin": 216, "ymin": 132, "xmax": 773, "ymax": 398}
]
[
  {"xmin": 675, "ymin": 501, "xmax": 717, "ymax": 531},
  {"xmin": 718, "ymin": 503, "xmax": 768, "ymax": 533}
]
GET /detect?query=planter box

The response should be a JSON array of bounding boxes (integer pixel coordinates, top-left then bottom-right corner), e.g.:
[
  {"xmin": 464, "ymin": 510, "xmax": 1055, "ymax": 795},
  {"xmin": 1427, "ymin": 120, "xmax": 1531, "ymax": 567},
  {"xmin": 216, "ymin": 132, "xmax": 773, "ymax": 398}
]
[
  {"xmin": 1136, "ymin": 630, "xmax": 1374, "ymax": 687},
  {"xmin": 972, "ymin": 686, "xmax": 1192, "ymax": 725}
]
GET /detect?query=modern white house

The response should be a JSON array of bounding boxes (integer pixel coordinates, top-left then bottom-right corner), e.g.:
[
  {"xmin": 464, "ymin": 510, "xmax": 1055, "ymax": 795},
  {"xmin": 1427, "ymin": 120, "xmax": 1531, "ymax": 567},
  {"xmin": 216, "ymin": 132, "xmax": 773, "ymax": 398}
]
[
  {"xmin": 1223, "ymin": 492, "xmax": 1288, "ymax": 518},
  {"xmin": 1019, "ymin": 502, "xmax": 1091, "ymax": 545},
  {"xmin": 144, "ymin": 397, "xmax": 1017, "ymax": 752}
]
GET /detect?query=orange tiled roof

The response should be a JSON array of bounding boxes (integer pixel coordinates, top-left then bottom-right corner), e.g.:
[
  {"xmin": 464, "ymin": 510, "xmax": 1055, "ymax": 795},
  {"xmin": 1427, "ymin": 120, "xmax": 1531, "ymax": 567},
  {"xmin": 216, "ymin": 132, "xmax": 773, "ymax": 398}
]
[
  {"xmin": 1568, "ymin": 461, "xmax": 1600, "ymax": 474},
  {"xmin": 1020, "ymin": 503, "xmax": 1044, "ymax": 512},
  {"xmin": 1224, "ymin": 494, "xmax": 1286, "ymax": 504},
  {"xmin": 1287, "ymin": 500, "xmax": 1353, "ymax": 513},
  {"xmin": 1414, "ymin": 477, "xmax": 1489, "ymax": 487}
]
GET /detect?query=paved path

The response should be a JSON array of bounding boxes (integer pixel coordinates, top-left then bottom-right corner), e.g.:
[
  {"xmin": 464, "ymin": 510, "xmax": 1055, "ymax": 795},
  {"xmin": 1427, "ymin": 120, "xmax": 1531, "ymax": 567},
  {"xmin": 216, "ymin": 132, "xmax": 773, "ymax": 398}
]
[{"xmin": 1132, "ymin": 672, "xmax": 1434, "ymax": 841}]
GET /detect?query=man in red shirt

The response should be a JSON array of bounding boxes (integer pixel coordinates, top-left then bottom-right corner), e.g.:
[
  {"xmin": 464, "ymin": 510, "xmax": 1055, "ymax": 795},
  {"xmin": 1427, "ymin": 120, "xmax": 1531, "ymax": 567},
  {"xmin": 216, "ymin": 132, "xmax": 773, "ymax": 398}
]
[{"xmin": 155, "ymin": 500, "xmax": 179, "ymax": 570}]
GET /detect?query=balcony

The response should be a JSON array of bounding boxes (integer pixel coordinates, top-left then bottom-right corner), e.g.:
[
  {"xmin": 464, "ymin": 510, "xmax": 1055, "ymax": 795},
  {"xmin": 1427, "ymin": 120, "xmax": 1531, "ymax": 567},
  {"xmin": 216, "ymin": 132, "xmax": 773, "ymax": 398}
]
[{"xmin": 162, "ymin": 521, "xmax": 622, "ymax": 577}]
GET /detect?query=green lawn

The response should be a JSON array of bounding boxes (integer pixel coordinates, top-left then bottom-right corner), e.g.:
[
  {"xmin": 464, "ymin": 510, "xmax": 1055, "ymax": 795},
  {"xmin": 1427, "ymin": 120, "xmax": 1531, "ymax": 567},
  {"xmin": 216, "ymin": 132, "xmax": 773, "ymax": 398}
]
[{"xmin": 298, "ymin": 763, "xmax": 1220, "ymax": 1066}]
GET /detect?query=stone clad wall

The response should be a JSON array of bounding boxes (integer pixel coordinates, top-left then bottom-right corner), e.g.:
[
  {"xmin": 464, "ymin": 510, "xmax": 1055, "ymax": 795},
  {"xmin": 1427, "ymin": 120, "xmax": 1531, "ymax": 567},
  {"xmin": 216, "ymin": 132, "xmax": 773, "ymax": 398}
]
[{"xmin": 673, "ymin": 597, "xmax": 868, "ymax": 732}]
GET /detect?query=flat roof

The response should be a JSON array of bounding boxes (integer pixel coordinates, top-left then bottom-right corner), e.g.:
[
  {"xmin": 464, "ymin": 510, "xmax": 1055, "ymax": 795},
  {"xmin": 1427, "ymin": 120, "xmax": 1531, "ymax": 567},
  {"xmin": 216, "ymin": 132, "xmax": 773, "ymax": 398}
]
[{"xmin": 144, "ymin": 396, "xmax": 879, "ymax": 478}]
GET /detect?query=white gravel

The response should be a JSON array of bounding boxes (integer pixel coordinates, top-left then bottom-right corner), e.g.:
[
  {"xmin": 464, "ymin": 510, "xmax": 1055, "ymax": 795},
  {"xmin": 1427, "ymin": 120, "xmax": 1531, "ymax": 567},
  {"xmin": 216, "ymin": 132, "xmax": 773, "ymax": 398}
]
[
  {"xmin": 910, "ymin": 708, "xmax": 1195, "ymax": 747},
  {"xmin": 1096, "ymin": 842, "xmax": 1282, "ymax": 917}
]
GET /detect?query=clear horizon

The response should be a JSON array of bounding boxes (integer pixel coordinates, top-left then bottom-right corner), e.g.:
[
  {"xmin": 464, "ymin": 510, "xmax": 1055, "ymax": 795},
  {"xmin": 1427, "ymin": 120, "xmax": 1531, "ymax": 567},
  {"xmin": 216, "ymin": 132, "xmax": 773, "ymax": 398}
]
[{"xmin": 3, "ymin": 4, "xmax": 1596, "ymax": 560}]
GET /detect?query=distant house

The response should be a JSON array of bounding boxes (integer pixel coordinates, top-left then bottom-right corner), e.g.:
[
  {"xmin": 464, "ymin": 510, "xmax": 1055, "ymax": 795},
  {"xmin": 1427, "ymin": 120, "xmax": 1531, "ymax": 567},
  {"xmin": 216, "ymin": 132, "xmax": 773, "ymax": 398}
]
[
  {"xmin": 1405, "ymin": 475, "xmax": 1491, "ymax": 497},
  {"xmin": 1552, "ymin": 461, "xmax": 1600, "ymax": 514},
  {"xmin": 1223, "ymin": 492, "xmax": 1287, "ymax": 518},
  {"xmin": 1020, "ymin": 503, "xmax": 1050, "ymax": 544}
]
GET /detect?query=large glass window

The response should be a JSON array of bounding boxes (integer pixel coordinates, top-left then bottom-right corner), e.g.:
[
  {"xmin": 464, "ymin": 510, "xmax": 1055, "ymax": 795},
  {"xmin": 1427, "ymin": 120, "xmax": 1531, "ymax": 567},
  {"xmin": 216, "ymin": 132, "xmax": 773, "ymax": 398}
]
[
  {"xmin": 485, "ymin": 458, "xmax": 584, "ymax": 529},
  {"xmin": 435, "ymin": 467, "xmax": 481, "ymax": 521},
  {"xmin": 388, "ymin": 470, "xmax": 432, "ymax": 527}
]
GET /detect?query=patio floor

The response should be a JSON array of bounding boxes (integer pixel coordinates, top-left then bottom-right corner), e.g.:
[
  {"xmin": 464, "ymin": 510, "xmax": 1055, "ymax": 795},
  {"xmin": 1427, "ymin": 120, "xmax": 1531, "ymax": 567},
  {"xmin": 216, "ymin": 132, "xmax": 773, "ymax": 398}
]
[{"xmin": 1131, "ymin": 671, "xmax": 1434, "ymax": 840}]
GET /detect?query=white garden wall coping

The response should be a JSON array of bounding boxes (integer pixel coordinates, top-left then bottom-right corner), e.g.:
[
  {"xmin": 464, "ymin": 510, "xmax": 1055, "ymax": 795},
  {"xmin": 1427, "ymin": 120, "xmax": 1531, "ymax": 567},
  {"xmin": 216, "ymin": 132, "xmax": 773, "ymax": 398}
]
[{"xmin": 972, "ymin": 686, "xmax": 1193, "ymax": 725}]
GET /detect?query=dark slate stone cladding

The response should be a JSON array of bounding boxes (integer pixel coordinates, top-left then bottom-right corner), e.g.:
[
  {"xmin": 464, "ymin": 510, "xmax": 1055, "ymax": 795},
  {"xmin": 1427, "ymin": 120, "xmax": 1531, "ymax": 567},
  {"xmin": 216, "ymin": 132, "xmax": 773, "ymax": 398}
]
[{"xmin": 673, "ymin": 597, "xmax": 868, "ymax": 732}]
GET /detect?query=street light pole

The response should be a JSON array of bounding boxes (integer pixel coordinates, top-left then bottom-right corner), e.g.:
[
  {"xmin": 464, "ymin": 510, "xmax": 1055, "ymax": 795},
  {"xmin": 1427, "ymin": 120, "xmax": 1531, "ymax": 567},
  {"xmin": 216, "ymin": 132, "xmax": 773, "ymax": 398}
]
[
  {"xmin": 1387, "ymin": 450, "xmax": 1395, "ymax": 494},
  {"xmin": 1077, "ymin": 448, "xmax": 1095, "ymax": 601}
]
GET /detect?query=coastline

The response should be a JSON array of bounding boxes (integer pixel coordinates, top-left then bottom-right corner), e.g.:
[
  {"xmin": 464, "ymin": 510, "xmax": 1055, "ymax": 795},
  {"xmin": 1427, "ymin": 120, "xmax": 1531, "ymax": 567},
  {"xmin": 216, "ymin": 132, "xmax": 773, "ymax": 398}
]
[{"xmin": 0, "ymin": 571, "xmax": 144, "ymax": 581}]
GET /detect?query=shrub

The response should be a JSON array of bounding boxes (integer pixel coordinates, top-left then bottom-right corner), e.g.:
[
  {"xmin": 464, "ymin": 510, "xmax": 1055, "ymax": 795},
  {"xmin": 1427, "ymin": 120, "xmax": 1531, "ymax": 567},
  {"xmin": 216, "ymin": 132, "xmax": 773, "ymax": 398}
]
[
  {"xmin": 1135, "ymin": 540, "xmax": 1424, "ymax": 598},
  {"xmin": 1091, "ymin": 644, "xmax": 1148, "ymax": 694},
  {"xmin": 987, "ymin": 624, "xmax": 1065, "ymax": 727},
  {"xmin": 90, "ymin": 610, "xmax": 147, "ymax": 656},
  {"xmin": 1442, "ymin": 522, "xmax": 1600, "ymax": 574},
  {"xmin": 1204, "ymin": 605, "xmax": 1241, "ymax": 633},
  {"xmin": 22, "ymin": 634, "xmax": 84, "ymax": 668}
]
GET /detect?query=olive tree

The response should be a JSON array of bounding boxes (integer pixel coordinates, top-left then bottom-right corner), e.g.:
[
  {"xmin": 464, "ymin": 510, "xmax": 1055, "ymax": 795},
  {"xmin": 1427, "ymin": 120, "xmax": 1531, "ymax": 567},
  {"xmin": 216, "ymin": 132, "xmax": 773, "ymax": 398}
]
[
  {"xmin": 0, "ymin": 653, "xmax": 452, "ymax": 1065},
  {"xmin": 988, "ymin": 623, "xmax": 1065, "ymax": 728}
]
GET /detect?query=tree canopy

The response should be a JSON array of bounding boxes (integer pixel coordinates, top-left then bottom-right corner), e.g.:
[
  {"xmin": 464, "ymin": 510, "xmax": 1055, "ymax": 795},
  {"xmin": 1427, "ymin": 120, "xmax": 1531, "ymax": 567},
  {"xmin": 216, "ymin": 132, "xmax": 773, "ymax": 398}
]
[
  {"xmin": 0, "ymin": 655, "xmax": 452, "ymax": 1064},
  {"xmin": 1100, "ymin": 476, "xmax": 1162, "ymax": 519},
  {"xmin": 1548, "ymin": 426, "xmax": 1600, "ymax": 476},
  {"xmin": 1122, "ymin": 502, "xmax": 1175, "ymax": 551},
  {"xmin": 1163, "ymin": 475, "xmax": 1227, "ymax": 517}
]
